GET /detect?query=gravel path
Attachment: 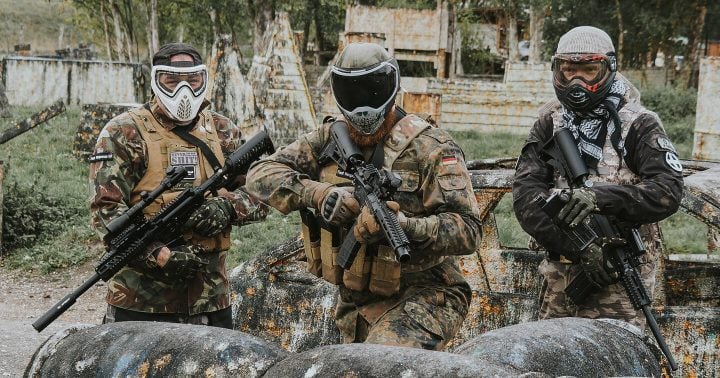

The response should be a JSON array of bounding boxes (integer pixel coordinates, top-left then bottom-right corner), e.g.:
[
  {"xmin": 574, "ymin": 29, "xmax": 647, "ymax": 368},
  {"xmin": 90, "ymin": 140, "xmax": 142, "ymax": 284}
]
[{"xmin": 0, "ymin": 262, "xmax": 106, "ymax": 376}]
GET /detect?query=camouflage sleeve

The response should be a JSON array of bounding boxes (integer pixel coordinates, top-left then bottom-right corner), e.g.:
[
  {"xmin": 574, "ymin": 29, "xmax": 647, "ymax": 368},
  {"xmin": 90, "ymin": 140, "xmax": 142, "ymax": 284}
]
[
  {"xmin": 402, "ymin": 137, "xmax": 483, "ymax": 257},
  {"xmin": 212, "ymin": 112, "xmax": 269, "ymax": 224},
  {"xmin": 246, "ymin": 127, "xmax": 327, "ymax": 214},
  {"xmin": 512, "ymin": 116, "xmax": 579, "ymax": 257},
  {"xmin": 592, "ymin": 113, "xmax": 684, "ymax": 223},
  {"xmin": 88, "ymin": 113, "xmax": 147, "ymax": 239}
]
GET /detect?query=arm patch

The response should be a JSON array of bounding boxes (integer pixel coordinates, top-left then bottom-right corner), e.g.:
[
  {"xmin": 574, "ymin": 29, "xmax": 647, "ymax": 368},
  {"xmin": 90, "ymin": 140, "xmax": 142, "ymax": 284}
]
[{"xmin": 88, "ymin": 152, "xmax": 114, "ymax": 163}]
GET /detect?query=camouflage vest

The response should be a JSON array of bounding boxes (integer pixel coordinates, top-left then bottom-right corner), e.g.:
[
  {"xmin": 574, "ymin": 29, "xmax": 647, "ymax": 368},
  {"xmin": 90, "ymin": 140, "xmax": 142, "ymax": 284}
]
[
  {"xmin": 549, "ymin": 102, "xmax": 661, "ymax": 256},
  {"xmin": 127, "ymin": 107, "xmax": 231, "ymax": 252},
  {"xmin": 302, "ymin": 115, "xmax": 444, "ymax": 296}
]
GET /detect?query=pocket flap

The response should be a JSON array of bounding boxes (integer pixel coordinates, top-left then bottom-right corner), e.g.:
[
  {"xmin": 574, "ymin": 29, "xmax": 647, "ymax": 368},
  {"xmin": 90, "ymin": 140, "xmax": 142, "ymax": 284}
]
[
  {"xmin": 404, "ymin": 301, "xmax": 444, "ymax": 338},
  {"xmin": 396, "ymin": 171, "xmax": 420, "ymax": 192},
  {"xmin": 437, "ymin": 175, "xmax": 466, "ymax": 190}
]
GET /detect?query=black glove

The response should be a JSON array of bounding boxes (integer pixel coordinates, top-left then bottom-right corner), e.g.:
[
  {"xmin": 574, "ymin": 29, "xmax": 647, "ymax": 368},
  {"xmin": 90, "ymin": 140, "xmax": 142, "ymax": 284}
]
[
  {"xmin": 558, "ymin": 188, "xmax": 597, "ymax": 228},
  {"xmin": 184, "ymin": 197, "xmax": 236, "ymax": 237},
  {"xmin": 161, "ymin": 245, "xmax": 209, "ymax": 282},
  {"xmin": 580, "ymin": 238, "xmax": 623, "ymax": 288},
  {"xmin": 321, "ymin": 187, "xmax": 360, "ymax": 225}
]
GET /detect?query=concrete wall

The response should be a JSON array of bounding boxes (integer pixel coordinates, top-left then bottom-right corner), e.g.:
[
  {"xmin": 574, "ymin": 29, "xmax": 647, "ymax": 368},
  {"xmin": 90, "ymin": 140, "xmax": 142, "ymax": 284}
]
[
  {"xmin": 693, "ymin": 57, "xmax": 720, "ymax": 161},
  {"xmin": 1, "ymin": 57, "xmax": 144, "ymax": 107}
]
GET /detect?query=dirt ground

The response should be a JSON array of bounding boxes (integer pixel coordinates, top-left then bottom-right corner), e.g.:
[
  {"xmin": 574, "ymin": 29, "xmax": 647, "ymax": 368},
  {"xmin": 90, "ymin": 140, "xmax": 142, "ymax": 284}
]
[{"xmin": 0, "ymin": 262, "xmax": 106, "ymax": 376}]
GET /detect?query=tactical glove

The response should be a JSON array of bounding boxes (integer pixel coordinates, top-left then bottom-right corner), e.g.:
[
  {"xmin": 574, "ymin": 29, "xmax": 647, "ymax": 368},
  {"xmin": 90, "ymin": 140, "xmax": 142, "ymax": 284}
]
[
  {"xmin": 184, "ymin": 197, "xmax": 236, "ymax": 237},
  {"xmin": 580, "ymin": 238, "xmax": 622, "ymax": 288},
  {"xmin": 320, "ymin": 187, "xmax": 360, "ymax": 225},
  {"xmin": 558, "ymin": 188, "xmax": 597, "ymax": 228},
  {"xmin": 353, "ymin": 201, "xmax": 406, "ymax": 244},
  {"xmin": 160, "ymin": 245, "xmax": 209, "ymax": 282}
]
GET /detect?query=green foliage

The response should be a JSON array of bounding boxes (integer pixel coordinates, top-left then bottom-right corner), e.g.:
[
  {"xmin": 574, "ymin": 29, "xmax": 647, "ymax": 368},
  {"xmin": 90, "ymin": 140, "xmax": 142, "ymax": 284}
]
[
  {"xmin": 228, "ymin": 209, "xmax": 301, "ymax": 267},
  {"xmin": 448, "ymin": 130, "xmax": 525, "ymax": 160},
  {"xmin": 642, "ymin": 87, "xmax": 697, "ymax": 123},
  {"xmin": 0, "ymin": 106, "xmax": 95, "ymax": 271},
  {"xmin": 660, "ymin": 211, "xmax": 708, "ymax": 254}
]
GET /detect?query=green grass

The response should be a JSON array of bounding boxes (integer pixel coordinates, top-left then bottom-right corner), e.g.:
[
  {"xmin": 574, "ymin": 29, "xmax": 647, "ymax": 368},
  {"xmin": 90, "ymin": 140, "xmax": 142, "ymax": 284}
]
[
  {"xmin": 228, "ymin": 210, "xmax": 301, "ymax": 267},
  {"xmin": 0, "ymin": 0, "xmax": 81, "ymax": 56},
  {"xmin": 0, "ymin": 106, "xmax": 97, "ymax": 273}
]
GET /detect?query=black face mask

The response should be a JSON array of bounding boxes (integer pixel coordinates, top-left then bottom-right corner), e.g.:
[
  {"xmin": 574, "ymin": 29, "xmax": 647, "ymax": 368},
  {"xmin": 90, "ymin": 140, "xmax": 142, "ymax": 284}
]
[
  {"xmin": 552, "ymin": 53, "xmax": 617, "ymax": 112},
  {"xmin": 331, "ymin": 61, "xmax": 398, "ymax": 111}
]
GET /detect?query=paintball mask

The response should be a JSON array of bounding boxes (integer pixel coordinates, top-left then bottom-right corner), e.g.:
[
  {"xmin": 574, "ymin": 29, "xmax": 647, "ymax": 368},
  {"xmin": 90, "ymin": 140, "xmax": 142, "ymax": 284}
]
[
  {"xmin": 552, "ymin": 53, "xmax": 617, "ymax": 112},
  {"xmin": 331, "ymin": 43, "xmax": 400, "ymax": 135},
  {"xmin": 151, "ymin": 63, "xmax": 208, "ymax": 123},
  {"xmin": 552, "ymin": 26, "xmax": 618, "ymax": 112}
]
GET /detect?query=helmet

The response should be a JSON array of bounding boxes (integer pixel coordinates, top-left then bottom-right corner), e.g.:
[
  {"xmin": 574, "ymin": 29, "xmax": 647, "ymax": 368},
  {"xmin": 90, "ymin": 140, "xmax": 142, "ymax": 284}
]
[
  {"xmin": 331, "ymin": 43, "xmax": 400, "ymax": 135},
  {"xmin": 551, "ymin": 26, "xmax": 617, "ymax": 112},
  {"xmin": 151, "ymin": 43, "xmax": 208, "ymax": 123}
]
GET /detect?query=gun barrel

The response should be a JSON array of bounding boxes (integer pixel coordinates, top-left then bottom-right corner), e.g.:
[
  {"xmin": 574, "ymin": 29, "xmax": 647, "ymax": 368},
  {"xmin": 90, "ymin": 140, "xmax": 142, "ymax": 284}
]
[
  {"xmin": 32, "ymin": 273, "xmax": 100, "ymax": 332},
  {"xmin": 642, "ymin": 306, "xmax": 678, "ymax": 371}
]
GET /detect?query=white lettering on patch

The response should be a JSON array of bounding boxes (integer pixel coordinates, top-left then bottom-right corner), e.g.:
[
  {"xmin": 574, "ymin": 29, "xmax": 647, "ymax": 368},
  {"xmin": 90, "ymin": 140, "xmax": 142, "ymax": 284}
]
[{"xmin": 170, "ymin": 151, "xmax": 199, "ymax": 166}]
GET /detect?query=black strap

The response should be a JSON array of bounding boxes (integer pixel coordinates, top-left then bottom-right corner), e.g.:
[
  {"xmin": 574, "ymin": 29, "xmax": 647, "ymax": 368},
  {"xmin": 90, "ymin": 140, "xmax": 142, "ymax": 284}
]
[{"xmin": 172, "ymin": 126, "xmax": 222, "ymax": 171}]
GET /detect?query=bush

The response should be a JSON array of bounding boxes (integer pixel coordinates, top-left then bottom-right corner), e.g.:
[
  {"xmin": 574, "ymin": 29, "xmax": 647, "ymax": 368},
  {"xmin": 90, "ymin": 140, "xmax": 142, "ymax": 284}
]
[
  {"xmin": 641, "ymin": 87, "xmax": 697, "ymax": 123},
  {"xmin": 2, "ymin": 180, "xmax": 86, "ymax": 252}
]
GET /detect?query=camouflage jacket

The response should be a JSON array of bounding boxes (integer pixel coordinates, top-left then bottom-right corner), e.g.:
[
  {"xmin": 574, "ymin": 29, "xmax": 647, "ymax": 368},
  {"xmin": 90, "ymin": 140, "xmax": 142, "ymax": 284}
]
[
  {"xmin": 89, "ymin": 99, "xmax": 268, "ymax": 314},
  {"xmin": 246, "ymin": 114, "xmax": 482, "ymax": 267},
  {"xmin": 512, "ymin": 101, "xmax": 684, "ymax": 259}
]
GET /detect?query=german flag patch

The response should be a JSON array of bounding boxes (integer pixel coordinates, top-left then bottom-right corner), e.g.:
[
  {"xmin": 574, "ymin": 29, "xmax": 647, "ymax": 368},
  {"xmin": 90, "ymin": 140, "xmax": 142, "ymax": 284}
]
[{"xmin": 442, "ymin": 156, "xmax": 458, "ymax": 166}]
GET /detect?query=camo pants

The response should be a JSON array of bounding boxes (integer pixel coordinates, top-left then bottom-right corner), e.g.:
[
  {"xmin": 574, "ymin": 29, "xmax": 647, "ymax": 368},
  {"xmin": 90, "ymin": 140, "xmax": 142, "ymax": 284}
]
[
  {"xmin": 334, "ymin": 257, "xmax": 471, "ymax": 351},
  {"xmin": 537, "ymin": 251, "xmax": 657, "ymax": 329}
]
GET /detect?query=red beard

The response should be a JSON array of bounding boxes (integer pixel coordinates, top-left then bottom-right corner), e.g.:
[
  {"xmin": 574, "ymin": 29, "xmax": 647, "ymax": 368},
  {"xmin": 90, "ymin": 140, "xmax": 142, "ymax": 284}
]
[{"xmin": 347, "ymin": 109, "xmax": 398, "ymax": 147}]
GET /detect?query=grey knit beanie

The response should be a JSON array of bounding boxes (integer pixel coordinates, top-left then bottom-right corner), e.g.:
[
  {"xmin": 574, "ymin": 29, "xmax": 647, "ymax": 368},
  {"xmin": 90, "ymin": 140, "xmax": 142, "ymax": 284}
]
[{"xmin": 556, "ymin": 26, "xmax": 615, "ymax": 54}]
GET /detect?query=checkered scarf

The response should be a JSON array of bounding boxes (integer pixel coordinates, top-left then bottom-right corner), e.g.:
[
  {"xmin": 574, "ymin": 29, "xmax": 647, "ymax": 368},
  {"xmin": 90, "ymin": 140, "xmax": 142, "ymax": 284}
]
[{"xmin": 561, "ymin": 79, "xmax": 628, "ymax": 168}]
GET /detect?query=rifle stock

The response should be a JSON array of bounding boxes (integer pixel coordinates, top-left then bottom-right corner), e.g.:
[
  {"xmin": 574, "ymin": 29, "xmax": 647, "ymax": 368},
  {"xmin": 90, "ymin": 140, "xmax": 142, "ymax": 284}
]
[{"xmin": 32, "ymin": 131, "xmax": 274, "ymax": 332}]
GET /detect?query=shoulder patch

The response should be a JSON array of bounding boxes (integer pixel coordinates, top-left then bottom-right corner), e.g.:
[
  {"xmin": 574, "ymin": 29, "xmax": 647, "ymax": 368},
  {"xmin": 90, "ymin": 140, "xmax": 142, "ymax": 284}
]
[
  {"xmin": 657, "ymin": 137, "xmax": 677, "ymax": 153},
  {"xmin": 665, "ymin": 152, "xmax": 683, "ymax": 172},
  {"xmin": 88, "ymin": 152, "xmax": 114, "ymax": 163}
]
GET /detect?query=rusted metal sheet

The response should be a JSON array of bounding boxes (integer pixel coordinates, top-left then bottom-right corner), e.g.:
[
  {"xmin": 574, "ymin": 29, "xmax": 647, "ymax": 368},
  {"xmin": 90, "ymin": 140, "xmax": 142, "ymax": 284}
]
[
  {"xmin": 345, "ymin": 4, "xmax": 449, "ymax": 54},
  {"xmin": 0, "ymin": 161, "xmax": 3, "ymax": 255},
  {"xmin": 0, "ymin": 99, "xmax": 65, "ymax": 145},
  {"xmin": 72, "ymin": 103, "xmax": 140, "ymax": 161},
  {"xmin": 2, "ymin": 57, "xmax": 144, "ymax": 107},
  {"xmin": 396, "ymin": 91, "xmax": 441, "ymax": 123},
  {"xmin": 230, "ymin": 237, "xmax": 341, "ymax": 352},
  {"xmin": 24, "ymin": 323, "xmax": 288, "ymax": 378},
  {"xmin": 247, "ymin": 12, "xmax": 317, "ymax": 145},
  {"xmin": 693, "ymin": 57, "xmax": 720, "ymax": 160}
]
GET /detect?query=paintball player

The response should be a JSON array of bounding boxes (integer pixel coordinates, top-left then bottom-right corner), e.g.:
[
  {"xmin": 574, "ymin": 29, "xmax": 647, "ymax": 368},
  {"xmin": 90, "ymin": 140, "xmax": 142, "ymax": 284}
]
[
  {"xmin": 88, "ymin": 43, "xmax": 268, "ymax": 329},
  {"xmin": 513, "ymin": 26, "xmax": 684, "ymax": 328},
  {"xmin": 245, "ymin": 42, "xmax": 482, "ymax": 350}
]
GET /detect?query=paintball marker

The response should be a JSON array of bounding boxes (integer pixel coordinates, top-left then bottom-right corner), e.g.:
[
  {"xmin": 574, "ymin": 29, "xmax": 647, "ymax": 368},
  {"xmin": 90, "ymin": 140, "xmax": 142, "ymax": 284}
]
[
  {"xmin": 537, "ymin": 126, "xmax": 677, "ymax": 371},
  {"xmin": 325, "ymin": 121, "xmax": 411, "ymax": 270},
  {"xmin": 32, "ymin": 130, "xmax": 275, "ymax": 332}
]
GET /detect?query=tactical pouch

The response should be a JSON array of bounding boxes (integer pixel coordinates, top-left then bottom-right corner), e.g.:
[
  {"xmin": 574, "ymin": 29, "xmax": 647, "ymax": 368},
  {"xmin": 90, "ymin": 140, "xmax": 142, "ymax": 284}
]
[
  {"xmin": 342, "ymin": 245, "xmax": 371, "ymax": 291},
  {"xmin": 301, "ymin": 222, "xmax": 322, "ymax": 277},
  {"xmin": 320, "ymin": 228, "xmax": 344, "ymax": 284},
  {"xmin": 369, "ymin": 245, "xmax": 401, "ymax": 297}
]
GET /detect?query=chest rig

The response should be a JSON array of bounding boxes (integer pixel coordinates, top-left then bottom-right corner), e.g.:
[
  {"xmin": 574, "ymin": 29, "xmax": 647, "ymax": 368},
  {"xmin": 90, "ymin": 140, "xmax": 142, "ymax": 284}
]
[
  {"xmin": 302, "ymin": 115, "xmax": 439, "ymax": 297},
  {"xmin": 127, "ymin": 106, "xmax": 231, "ymax": 252},
  {"xmin": 549, "ymin": 102, "xmax": 661, "ymax": 256}
]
